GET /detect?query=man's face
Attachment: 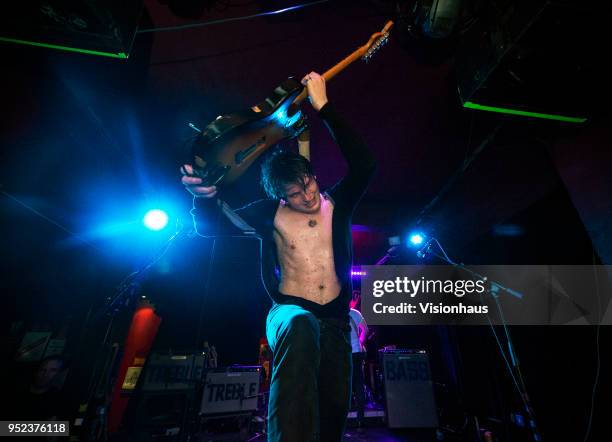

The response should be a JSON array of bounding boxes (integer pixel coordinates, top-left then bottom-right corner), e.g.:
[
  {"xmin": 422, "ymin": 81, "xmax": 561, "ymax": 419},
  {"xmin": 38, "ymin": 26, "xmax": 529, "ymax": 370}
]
[
  {"xmin": 282, "ymin": 175, "xmax": 321, "ymax": 214},
  {"xmin": 34, "ymin": 359, "xmax": 63, "ymax": 389}
]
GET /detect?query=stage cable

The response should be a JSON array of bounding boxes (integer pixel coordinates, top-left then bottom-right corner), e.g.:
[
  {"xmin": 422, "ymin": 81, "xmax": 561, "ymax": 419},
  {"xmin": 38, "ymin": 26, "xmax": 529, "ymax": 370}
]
[
  {"xmin": 195, "ymin": 237, "xmax": 217, "ymax": 350},
  {"xmin": 137, "ymin": 0, "xmax": 331, "ymax": 34},
  {"xmin": 582, "ymin": 250, "xmax": 602, "ymax": 442},
  {"xmin": 427, "ymin": 242, "xmax": 541, "ymax": 440}
]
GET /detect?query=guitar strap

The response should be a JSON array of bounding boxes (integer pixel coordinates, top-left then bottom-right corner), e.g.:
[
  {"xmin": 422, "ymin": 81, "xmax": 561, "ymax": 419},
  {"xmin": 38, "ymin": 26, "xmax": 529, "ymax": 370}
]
[{"xmin": 217, "ymin": 199, "xmax": 256, "ymax": 234}]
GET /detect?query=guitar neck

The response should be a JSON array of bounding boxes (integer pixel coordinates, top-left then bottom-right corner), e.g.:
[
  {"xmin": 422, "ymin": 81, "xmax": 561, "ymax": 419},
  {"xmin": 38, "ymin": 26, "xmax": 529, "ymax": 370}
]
[
  {"xmin": 291, "ymin": 20, "xmax": 392, "ymax": 107},
  {"xmin": 292, "ymin": 46, "xmax": 367, "ymax": 106}
]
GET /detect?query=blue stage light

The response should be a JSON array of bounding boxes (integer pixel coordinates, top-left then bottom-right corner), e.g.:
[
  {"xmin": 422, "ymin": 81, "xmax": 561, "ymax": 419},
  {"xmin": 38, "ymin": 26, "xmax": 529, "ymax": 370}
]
[
  {"xmin": 408, "ymin": 232, "xmax": 425, "ymax": 247},
  {"xmin": 143, "ymin": 209, "xmax": 169, "ymax": 231}
]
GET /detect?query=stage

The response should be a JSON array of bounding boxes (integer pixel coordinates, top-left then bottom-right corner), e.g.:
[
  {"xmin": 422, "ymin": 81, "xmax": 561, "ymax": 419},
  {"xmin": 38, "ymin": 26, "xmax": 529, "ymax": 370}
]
[{"xmin": 2, "ymin": 1, "xmax": 611, "ymax": 441}]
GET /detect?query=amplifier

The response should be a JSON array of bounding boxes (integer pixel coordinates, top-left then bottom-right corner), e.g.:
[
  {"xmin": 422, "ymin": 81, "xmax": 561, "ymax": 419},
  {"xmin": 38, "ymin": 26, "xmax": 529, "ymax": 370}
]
[
  {"xmin": 200, "ymin": 366, "xmax": 262, "ymax": 415},
  {"xmin": 379, "ymin": 349, "xmax": 438, "ymax": 428},
  {"xmin": 141, "ymin": 353, "xmax": 205, "ymax": 392}
]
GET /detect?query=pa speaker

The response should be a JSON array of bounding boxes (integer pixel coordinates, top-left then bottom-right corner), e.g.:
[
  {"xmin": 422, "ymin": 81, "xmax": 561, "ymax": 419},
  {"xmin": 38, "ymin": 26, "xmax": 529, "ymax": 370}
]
[
  {"xmin": 0, "ymin": 1, "xmax": 144, "ymax": 58},
  {"xmin": 455, "ymin": 0, "xmax": 607, "ymax": 123}
]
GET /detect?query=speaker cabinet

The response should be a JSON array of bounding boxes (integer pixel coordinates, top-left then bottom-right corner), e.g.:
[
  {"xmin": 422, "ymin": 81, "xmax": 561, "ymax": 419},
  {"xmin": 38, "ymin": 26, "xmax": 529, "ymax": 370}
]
[
  {"xmin": 200, "ymin": 366, "xmax": 262, "ymax": 415},
  {"xmin": 380, "ymin": 349, "xmax": 438, "ymax": 428}
]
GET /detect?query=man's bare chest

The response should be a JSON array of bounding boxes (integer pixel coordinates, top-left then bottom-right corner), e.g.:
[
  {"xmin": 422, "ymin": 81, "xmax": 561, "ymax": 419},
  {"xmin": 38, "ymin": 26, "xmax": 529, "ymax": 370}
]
[{"xmin": 273, "ymin": 195, "xmax": 334, "ymax": 251}]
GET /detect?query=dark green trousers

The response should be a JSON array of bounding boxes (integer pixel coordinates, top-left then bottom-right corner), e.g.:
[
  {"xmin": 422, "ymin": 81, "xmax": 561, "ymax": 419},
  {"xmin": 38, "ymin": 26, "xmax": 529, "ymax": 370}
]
[{"xmin": 266, "ymin": 303, "xmax": 352, "ymax": 442}]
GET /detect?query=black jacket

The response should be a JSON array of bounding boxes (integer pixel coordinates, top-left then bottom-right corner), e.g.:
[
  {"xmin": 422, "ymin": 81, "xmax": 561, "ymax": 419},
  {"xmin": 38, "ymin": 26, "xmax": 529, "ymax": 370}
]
[{"xmin": 191, "ymin": 102, "xmax": 376, "ymax": 320}]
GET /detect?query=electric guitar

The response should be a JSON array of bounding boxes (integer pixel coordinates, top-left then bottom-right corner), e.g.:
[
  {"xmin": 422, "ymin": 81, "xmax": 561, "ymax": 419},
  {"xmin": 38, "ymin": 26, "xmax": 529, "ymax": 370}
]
[{"xmin": 190, "ymin": 20, "xmax": 393, "ymax": 187}]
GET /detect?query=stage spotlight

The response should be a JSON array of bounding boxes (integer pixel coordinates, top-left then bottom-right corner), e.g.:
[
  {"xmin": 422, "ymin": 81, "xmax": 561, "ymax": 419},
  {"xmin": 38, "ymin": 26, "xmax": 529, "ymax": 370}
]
[
  {"xmin": 143, "ymin": 209, "xmax": 169, "ymax": 231},
  {"xmin": 408, "ymin": 232, "xmax": 426, "ymax": 247}
]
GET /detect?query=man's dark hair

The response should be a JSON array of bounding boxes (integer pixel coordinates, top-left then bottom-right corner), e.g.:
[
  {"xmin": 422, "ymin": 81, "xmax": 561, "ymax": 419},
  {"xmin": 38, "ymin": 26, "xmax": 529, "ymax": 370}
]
[
  {"xmin": 39, "ymin": 355, "xmax": 66, "ymax": 368},
  {"xmin": 261, "ymin": 149, "xmax": 314, "ymax": 200}
]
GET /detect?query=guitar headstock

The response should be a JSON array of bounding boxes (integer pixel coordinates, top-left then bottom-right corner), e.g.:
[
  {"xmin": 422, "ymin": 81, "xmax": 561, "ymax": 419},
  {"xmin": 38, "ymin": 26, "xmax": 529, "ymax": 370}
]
[{"xmin": 361, "ymin": 21, "xmax": 393, "ymax": 63}]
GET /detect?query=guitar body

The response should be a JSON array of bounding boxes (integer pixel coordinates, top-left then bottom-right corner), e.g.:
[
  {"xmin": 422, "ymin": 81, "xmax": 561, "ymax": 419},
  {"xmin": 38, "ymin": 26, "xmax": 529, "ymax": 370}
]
[
  {"xmin": 189, "ymin": 21, "xmax": 393, "ymax": 187},
  {"xmin": 191, "ymin": 77, "xmax": 307, "ymax": 186}
]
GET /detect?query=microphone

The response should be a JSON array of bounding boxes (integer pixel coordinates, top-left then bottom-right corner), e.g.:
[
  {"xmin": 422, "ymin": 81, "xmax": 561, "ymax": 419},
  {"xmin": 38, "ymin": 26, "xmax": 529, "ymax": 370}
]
[{"xmin": 416, "ymin": 238, "xmax": 434, "ymax": 259}]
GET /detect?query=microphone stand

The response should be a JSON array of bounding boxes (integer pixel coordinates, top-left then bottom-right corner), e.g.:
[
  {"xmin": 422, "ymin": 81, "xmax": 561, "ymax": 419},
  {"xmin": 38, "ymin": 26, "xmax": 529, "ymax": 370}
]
[
  {"xmin": 416, "ymin": 239, "xmax": 542, "ymax": 442},
  {"xmin": 81, "ymin": 220, "xmax": 192, "ymax": 441},
  {"xmin": 376, "ymin": 245, "xmax": 400, "ymax": 265}
]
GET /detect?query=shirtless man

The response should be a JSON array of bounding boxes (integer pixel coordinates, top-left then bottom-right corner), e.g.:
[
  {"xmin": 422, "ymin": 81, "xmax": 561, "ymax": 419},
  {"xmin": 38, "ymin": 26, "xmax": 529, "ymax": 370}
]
[{"xmin": 181, "ymin": 72, "xmax": 376, "ymax": 441}]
